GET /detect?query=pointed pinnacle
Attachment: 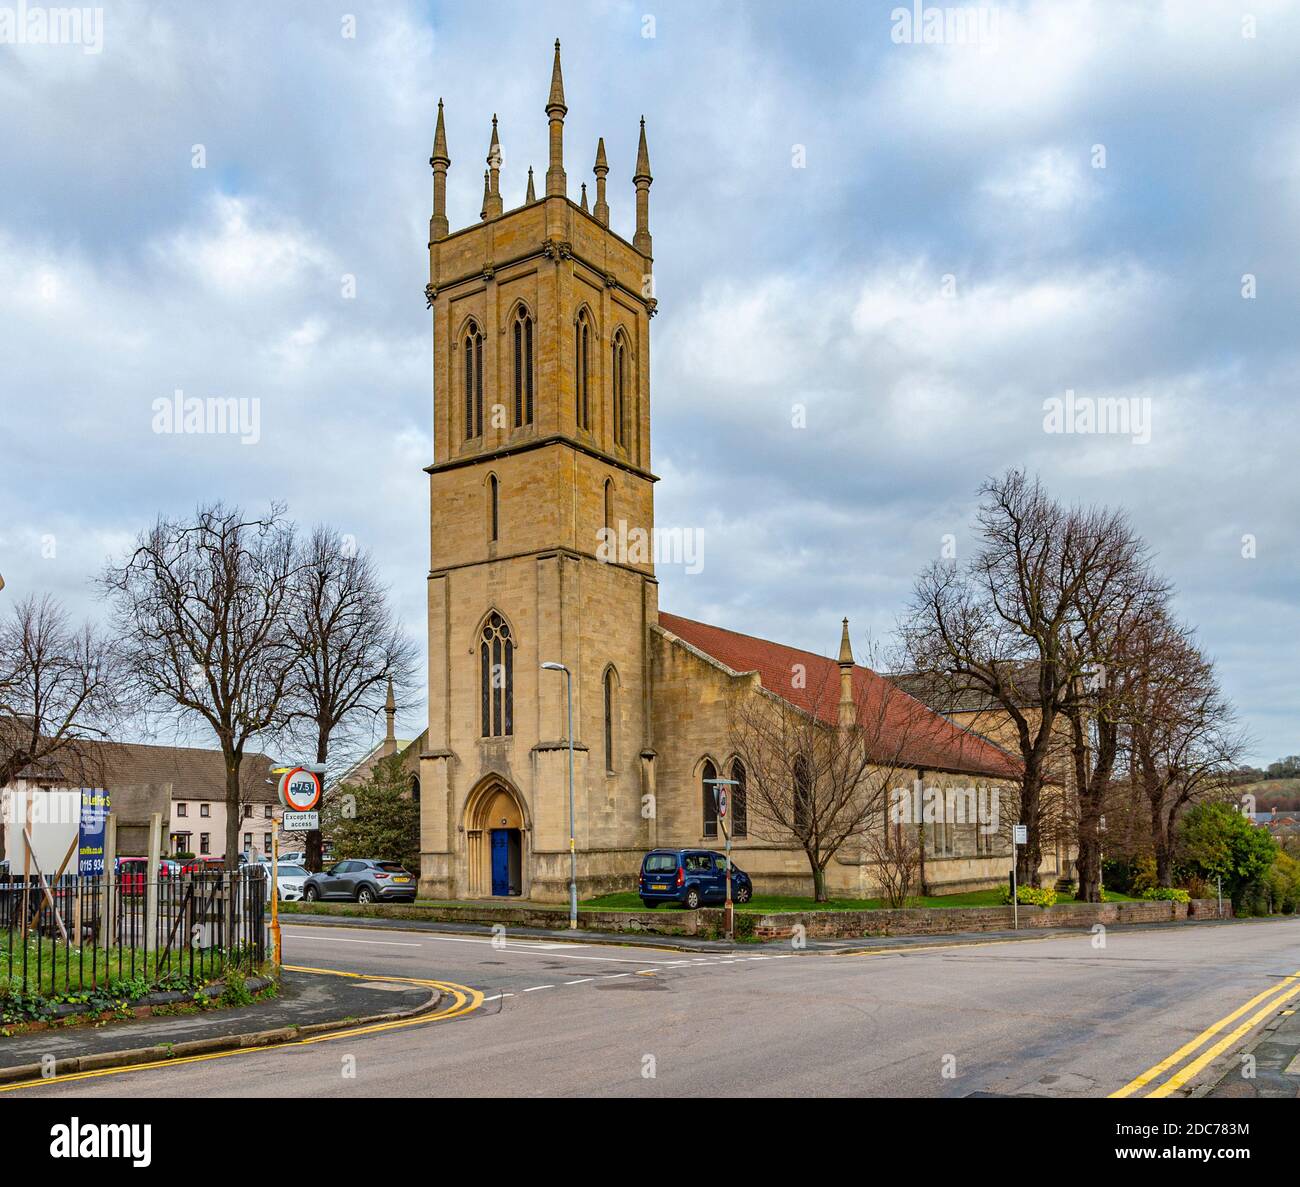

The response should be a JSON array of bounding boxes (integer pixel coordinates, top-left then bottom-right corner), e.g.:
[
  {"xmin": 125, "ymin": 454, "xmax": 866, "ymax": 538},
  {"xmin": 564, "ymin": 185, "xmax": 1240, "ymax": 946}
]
[
  {"xmin": 431, "ymin": 98, "xmax": 449, "ymax": 167},
  {"xmin": 526, "ymin": 165, "xmax": 536, "ymax": 203},
  {"xmin": 385, "ymin": 677, "xmax": 396, "ymax": 711},
  {"xmin": 594, "ymin": 136, "xmax": 608, "ymax": 174},
  {"xmin": 487, "ymin": 114, "xmax": 501, "ymax": 169},
  {"xmin": 547, "ymin": 38, "xmax": 566, "ymax": 114},
  {"xmin": 580, "ymin": 182, "xmax": 589, "ymax": 212},
  {"xmin": 634, "ymin": 116, "xmax": 651, "ymax": 182},
  {"xmin": 838, "ymin": 617, "xmax": 854, "ymax": 666}
]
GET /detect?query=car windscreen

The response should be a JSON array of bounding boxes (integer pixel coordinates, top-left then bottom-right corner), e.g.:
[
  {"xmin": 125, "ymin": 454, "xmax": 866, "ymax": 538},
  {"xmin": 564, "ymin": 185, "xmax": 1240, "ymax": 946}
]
[
  {"xmin": 642, "ymin": 854, "xmax": 678, "ymax": 873},
  {"xmin": 376, "ymin": 862, "xmax": 407, "ymax": 872},
  {"xmin": 276, "ymin": 865, "xmax": 308, "ymax": 877}
]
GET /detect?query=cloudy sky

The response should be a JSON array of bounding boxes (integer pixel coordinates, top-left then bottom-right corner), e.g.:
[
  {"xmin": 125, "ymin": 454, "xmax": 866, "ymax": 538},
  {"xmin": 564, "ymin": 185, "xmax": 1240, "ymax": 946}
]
[{"xmin": 2, "ymin": 0, "xmax": 1297, "ymax": 765}]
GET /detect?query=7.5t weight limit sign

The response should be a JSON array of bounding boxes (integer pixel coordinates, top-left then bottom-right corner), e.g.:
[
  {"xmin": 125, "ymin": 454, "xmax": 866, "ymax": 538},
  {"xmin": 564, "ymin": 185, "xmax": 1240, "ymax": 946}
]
[{"xmin": 279, "ymin": 767, "xmax": 322, "ymax": 812}]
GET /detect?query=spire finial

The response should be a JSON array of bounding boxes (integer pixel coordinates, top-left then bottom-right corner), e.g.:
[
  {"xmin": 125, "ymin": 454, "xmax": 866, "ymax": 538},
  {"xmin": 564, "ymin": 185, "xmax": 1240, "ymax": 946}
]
[
  {"xmin": 382, "ymin": 677, "xmax": 397, "ymax": 756},
  {"xmin": 547, "ymin": 38, "xmax": 566, "ymax": 112},
  {"xmin": 593, "ymin": 137, "xmax": 610, "ymax": 226},
  {"xmin": 633, "ymin": 116, "xmax": 653, "ymax": 256},
  {"xmin": 580, "ymin": 182, "xmax": 589, "ymax": 212},
  {"xmin": 836, "ymin": 618, "xmax": 856, "ymax": 727},
  {"xmin": 526, "ymin": 165, "xmax": 536, "ymax": 204},
  {"xmin": 545, "ymin": 39, "xmax": 567, "ymax": 196},
  {"xmin": 430, "ymin": 98, "xmax": 450, "ymax": 241},
  {"xmin": 484, "ymin": 115, "xmax": 503, "ymax": 218}
]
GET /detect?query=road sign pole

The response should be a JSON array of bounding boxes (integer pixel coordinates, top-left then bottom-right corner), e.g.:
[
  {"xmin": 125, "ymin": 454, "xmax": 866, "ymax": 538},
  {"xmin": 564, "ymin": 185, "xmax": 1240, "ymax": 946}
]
[{"xmin": 271, "ymin": 826, "xmax": 281, "ymax": 966}]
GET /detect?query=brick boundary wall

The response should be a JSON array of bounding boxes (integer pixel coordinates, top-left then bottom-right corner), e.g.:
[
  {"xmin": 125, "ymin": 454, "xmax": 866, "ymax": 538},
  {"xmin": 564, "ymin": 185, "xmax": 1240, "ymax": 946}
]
[
  {"xmin": 743, "ymin": 898, "xmax": 1232, "ymax": 940},
  {"xmin": 282, "ymin": 897, "xmax": 1230, "ymax": 940}
]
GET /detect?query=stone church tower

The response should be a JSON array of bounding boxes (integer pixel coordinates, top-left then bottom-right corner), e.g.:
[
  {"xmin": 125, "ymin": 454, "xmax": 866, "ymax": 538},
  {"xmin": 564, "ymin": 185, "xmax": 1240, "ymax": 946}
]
[{"xmin": 418, "ymin": 42, "xmax": 660, "ymax": 900}]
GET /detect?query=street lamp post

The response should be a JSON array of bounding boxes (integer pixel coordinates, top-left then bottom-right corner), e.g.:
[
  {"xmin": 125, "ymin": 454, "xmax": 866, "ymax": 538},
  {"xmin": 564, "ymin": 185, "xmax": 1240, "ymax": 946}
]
[
  {"xmin": 541, "ymin": 662, "xmax": 577, "ymax": 930},
  {"xmin": 704, "ymin": 777, "xmax": 739, "ymax": 941}
]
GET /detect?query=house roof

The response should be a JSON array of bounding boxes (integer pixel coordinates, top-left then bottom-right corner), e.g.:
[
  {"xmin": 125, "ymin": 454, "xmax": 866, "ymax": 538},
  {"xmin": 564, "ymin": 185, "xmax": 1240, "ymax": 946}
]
[
  {"xmin": 656, "ymin": 613, "xmax": 1022, "ymax": 780},
  {"xmin": 15, "ymin": 738, "xmax": 278, "ymax": 803},
  {"xmin": 888, "ymin": 663, "xmax": 1044, "ymax": 714}
]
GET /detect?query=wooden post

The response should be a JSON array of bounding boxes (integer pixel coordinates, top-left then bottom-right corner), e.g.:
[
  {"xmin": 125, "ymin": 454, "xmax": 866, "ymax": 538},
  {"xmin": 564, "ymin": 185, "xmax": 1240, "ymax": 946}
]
[{"xmin": 144, "ymin": 811, "xmax": 162, "ymax": 968}]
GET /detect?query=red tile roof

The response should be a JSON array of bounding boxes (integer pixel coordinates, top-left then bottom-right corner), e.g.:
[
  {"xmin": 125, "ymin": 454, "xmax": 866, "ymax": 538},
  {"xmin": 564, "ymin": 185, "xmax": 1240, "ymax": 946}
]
[{"xmin": 657, "ymin": 612, "xmax": 1022, "ymax": 780}]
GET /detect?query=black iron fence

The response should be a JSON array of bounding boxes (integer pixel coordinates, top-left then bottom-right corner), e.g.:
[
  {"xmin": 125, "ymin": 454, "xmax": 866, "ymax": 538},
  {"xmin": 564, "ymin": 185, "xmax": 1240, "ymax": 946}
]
[{"xmin": 1, "ymin": 867, "xmax": 267, "ymax": 999}]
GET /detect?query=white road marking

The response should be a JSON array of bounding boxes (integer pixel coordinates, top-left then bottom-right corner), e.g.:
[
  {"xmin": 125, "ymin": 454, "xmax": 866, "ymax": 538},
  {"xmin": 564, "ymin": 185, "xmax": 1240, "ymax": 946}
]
[
  {"xmin": 523, "ymin": 985, "xmax": 554, "ymax": 992},
  {"xmin": 603, "ymin": 973, "xmax": 631, "ymax": 979},
  {"xmin": 288, "ymin": 935, "xmax": 422, "ymax": 948},
  {"xmin": 565, "ymin": 978, "xmax": 594, "ymax": 985}
]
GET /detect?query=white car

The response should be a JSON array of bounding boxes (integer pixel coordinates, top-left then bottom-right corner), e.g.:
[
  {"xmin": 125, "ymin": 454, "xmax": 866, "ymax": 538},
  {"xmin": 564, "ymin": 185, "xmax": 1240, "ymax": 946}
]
[
  {"xmin": 279, "ymin": 851, "xmax": 306, "ymax": 866},
  {"xmin": 269, "ymin": 863, "xmax": 310, "ymax": 901}
]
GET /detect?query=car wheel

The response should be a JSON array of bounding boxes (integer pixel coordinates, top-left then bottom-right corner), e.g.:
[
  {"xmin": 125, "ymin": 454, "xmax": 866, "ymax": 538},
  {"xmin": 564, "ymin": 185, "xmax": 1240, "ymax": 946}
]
[
  {"xmin": 640, "ymin": 899, "xmax": 657, "ymax": 910},
  {"xmin": 735, "ymin": 884, "xmax": 752, "ymax": 904},
  {"xmin": 684, "ymin": 887, "xmax": 701, "ymax": 910},
  {"xmin": 303, "ymin": 885, "xmax": 319, "ymax": 902},
  {"xmin": 357, "ymin": 885, "xmax": 376, "ymax": 904}
]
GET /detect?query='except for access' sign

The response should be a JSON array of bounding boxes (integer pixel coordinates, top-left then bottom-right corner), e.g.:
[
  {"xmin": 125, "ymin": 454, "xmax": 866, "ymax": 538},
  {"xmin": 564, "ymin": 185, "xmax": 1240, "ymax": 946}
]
[
  {"xmin": 1013, "ymin": 824, "xmax": 1028, "ymax": 846},
  {"xmin": 283, "ymin": 811, "xmax": 320, "ymax": 833}
]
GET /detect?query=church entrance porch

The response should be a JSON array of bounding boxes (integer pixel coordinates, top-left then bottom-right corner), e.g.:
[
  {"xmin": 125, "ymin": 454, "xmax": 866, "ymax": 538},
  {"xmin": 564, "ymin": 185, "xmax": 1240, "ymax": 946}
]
[{"xmin": 463, "ymin": 778, "xmax": 528, "ymax": 897}]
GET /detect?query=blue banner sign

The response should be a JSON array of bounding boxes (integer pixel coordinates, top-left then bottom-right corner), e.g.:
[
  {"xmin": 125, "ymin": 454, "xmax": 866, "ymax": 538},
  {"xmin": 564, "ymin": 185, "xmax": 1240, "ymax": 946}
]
[{"xmin": 78, "ymin": 788, "xmax": 110, "ymax": 876}]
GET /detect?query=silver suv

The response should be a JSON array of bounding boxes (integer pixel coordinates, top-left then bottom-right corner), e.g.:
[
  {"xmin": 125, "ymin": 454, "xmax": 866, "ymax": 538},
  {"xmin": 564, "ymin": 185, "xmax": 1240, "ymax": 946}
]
[{"xmin": 302, "ymin": 859, "xmax": 416, "ymax": 904}]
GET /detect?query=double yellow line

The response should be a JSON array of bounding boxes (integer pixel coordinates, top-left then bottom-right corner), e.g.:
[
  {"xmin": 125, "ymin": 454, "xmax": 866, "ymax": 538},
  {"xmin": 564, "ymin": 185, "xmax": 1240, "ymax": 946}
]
[
  {"xmin": 1111, "ymin": 969, "xmax": 1300, "ymax": 1098},
  {"xmin": 0, "ymin": 965, "xmax": 483, "ymax": 1093}
]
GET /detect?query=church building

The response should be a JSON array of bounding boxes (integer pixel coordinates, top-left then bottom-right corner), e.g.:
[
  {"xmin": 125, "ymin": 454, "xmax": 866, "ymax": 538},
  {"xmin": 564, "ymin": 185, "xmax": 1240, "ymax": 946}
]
[{"xmin": 407, "ymin": 43, "xmax": 1023, "ymax": 903}]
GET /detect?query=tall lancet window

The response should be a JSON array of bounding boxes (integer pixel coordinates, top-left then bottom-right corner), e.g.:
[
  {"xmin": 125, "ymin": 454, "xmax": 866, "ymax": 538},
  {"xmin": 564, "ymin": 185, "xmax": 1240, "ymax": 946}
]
[
  {"xmin": 575, "ymin": 310, "xmax": 592, "ymax": 430},
  {"xmin": 464, "ymin": 319, "xmax": 484, "ymax": 439},
  {"xmin": 479, "ymin": 612, "xmax": 513, "ymax": 737},
  {"xmin": 611, "ymin": 331, "xmax": 628, "ymax": 447},
  {"xmin": 513, "ymin": 306, "xmax": 534, "ymax": 427}
]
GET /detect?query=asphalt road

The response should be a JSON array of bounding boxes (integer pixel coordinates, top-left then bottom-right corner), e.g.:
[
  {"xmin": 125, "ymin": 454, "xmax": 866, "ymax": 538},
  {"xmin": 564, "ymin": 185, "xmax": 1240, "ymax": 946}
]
[{"xmin": 13, "ymin": 916, "xmax": 1300, "ymax": 1097}]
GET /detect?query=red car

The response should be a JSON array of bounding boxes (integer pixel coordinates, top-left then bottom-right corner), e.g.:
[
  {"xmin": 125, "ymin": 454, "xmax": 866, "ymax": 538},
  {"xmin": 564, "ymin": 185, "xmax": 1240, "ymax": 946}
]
[{"xmin": 115, "ymin": 857, "xmax": 181, "ymax": 893}]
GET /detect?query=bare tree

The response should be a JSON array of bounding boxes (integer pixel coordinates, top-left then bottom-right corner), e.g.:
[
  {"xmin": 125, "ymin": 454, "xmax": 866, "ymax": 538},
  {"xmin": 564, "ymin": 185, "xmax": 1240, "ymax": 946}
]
[
  {"xmin": 902, "ymin": 470, "xmax": 1121, "ymax": 886},
  {"xmin": 0, "ymin": 594, "xmax": 122, "ymax": 851},
  {"xmin": 1058, "ymin": 506, "xmax": 1170, "ymax": 901},
  {"xmin": 863, "ymin": 821, "xmax": 922, "ymax": 908},
  {"xmin": 101, "ymin": 503, "xmax": 300, "ymax": 879},
  {"xmin": 727, "ymin": 642, "xmax": 939, "ymax": 902},
  {"xmin": 1124, "ymin": 614, "xmax": 1245, "ymax": 886},
  {"xmin": 283, "ymin": 525, "xmax": 419, "ymax": 872}
]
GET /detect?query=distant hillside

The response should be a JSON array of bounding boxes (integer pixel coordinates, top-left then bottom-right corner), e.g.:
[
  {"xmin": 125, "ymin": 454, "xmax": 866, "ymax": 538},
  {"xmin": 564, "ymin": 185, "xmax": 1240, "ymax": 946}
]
[{"xmin": 1236, "ymin": 779, "xmax": 1300, "ymax": 811}]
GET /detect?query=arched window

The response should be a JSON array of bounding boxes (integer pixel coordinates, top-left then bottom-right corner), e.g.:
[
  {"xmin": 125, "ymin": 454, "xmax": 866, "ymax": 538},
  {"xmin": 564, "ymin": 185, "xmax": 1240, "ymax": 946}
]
[
  {"xmin": 603, "ymin": 479, "xmax": 614, "ymax": 534},
  {"xmin": 575, "ymin": 310, "xmax": 591, "ymax": 430},
  {"xmin": 488, "ymin": 474, "xmax": 499, "ymax": 543},
  {"xmin": 603, "ymin": 667, "xmax": 617, "ymax": 773},
  {"xmin": 409, "ymin": 774, "xmax": 421, "ymax": 804},
  {"xmin": 479, "ymin": 612, "xmax": 513, "ymax": 737},
  {"xmin": 793, "ymin": 755, "xmax": 812, "ymax": 837},
  {"xmin": 702, "ymin": 759, "xmax": 718, "ymax": 839},
  {"xmin": 463, "ymin": 319, "xmax": 484, "ymax": 439},
  {"xmin": 611, "ymin": 332, "xmax": 628, "ymax": 447},
  {"xmin": 731, "ymin": 758, "xmax": 748, "ymax": 838},
  {"xmin": 513, "ymin": 306, "xmax": 534, "ymax": 427}
]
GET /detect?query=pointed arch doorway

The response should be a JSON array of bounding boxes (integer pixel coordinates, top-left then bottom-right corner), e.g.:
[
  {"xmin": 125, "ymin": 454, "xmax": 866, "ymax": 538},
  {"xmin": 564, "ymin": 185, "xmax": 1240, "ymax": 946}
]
[{"xmin": 464, "ymin": 777, "xmax": 528, "ymax": 898}]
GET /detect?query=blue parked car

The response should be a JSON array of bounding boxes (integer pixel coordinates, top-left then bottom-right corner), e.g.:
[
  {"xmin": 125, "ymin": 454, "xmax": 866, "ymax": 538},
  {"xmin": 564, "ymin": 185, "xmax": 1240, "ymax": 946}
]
[{"xmin": 638, "ymin": 848, "xmax": 753, "ymax": 910}]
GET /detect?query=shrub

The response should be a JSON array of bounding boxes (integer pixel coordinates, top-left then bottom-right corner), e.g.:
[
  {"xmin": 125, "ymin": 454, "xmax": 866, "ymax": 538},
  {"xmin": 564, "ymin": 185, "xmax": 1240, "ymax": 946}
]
[
  {"xmin": 997, "ymin": 883, "xmax": 1057, "ymax": 907},
  {"xmin": 1140, "ymin": 887, "xmax": 1191, "ymax": 903},
  {"xmin": 1130, "ymin": 854, "xmax": 1159, "ymax": 895}
]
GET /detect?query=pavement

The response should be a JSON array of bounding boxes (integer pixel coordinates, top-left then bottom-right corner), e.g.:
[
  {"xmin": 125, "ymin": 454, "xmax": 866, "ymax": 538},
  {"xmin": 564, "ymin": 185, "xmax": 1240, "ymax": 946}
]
[
  {"xmin": 2, "ymin": 912, "xmax": 1295, "ymax": 1098},
  {"xmin": 277, "ymin": 903, "xmax": 1259, "ymax": 955},
  {"xmin": 0, "ymin": 967, "xmax": 442, "ymax": 1085},
  {"xmin": 1203, "ymin": 996, "xmax": 1300, "ymax": 1098}
]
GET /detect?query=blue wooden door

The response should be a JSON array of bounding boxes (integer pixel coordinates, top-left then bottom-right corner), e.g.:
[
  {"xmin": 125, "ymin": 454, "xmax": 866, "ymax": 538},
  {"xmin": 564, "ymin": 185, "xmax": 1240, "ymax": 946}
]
[{"xmin": 490, "ymin": 830, "xmax": 510, "ymax": 896}]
